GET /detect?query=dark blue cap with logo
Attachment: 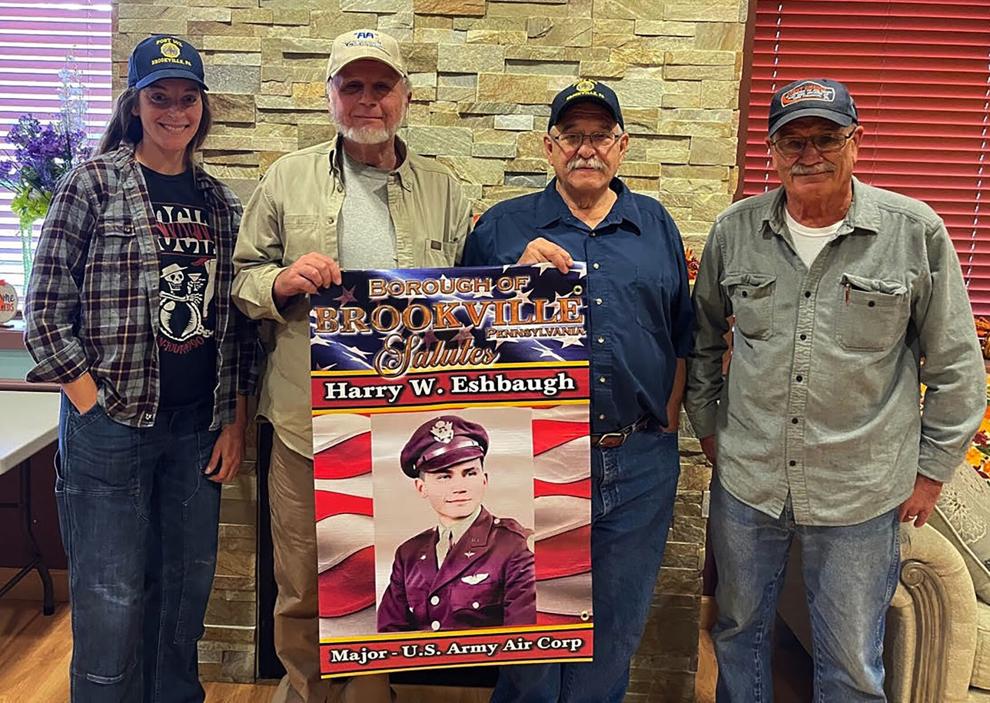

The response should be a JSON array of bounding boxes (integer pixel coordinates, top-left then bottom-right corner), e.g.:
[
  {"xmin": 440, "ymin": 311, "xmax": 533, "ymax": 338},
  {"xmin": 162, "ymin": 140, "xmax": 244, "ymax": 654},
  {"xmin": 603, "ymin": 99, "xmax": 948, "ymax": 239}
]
[
  {"xmin": 128, "ymin": 35, "xmax": 208, "ymax": 91},
  {"xmin": 768, "ymin": 78, "xmax": 857, "ymax": 136},
  {"xmin": 548, "ymin": 79, "xmax": 624, "ymax": 131}
]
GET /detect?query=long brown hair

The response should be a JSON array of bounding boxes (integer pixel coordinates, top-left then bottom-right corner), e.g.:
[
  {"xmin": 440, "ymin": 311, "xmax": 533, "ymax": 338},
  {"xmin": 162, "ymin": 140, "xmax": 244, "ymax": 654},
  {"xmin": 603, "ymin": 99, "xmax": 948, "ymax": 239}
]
[{"xmin": 97, "ymin": 85, "xmax": 213, "ymax": 157}]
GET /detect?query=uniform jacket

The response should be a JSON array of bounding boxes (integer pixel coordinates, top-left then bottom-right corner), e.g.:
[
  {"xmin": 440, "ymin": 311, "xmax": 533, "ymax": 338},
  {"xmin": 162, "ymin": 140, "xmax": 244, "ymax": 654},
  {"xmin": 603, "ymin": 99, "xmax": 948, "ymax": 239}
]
[{"xmin": 377, "ymin": 507, "xmax": 536, "ymax": 632}]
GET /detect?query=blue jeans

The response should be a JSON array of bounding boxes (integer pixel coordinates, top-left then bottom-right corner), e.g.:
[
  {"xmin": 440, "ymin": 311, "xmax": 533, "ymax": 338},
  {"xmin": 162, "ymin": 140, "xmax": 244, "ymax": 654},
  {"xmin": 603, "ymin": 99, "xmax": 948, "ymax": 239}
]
[
  {"xmin": 710, "ymin": 480, "xmax": 900, "ymax": 703},
  {"xmin": 491, "ymin": 430, "xmax": 681, "ymax": 703},
  {"xmin": 55, "ymin": 396, "xmax": 221, "ymax": 703}
]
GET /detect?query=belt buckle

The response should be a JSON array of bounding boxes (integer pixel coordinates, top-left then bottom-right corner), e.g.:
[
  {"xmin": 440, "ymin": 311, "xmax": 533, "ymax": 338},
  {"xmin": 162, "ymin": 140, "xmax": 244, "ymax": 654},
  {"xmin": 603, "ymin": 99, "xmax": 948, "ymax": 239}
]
[{"xmin": 595, "ymin": 431, "xmax": 627, "ymax": 449}]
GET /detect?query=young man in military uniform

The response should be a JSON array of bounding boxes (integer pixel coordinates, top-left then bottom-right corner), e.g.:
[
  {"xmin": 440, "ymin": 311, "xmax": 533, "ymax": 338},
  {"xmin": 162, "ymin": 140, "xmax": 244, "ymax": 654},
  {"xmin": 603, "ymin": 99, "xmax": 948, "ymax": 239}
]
[{"xmin": 377, "ymin": 415, "xmax": 536, "ymax": 633}]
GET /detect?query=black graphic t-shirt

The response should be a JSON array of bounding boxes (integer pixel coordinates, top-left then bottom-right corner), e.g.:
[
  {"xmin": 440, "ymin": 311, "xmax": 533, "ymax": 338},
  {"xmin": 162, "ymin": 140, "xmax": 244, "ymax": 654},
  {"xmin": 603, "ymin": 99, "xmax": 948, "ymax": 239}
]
[{"xmin": 143, "ymin": 165, "xmax": 217, "ymax": 409}]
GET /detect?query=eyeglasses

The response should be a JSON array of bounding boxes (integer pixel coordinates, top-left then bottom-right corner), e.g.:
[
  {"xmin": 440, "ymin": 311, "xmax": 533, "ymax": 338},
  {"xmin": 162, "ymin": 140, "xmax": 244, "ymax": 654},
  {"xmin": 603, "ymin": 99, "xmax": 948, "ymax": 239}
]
[
  {"xmin": 549, "ymin": 131, "xmax": 622, "ymax": 152},
  {"xmin": 771, "ymin": 131, "xmax": 855, "ymax": 158}
]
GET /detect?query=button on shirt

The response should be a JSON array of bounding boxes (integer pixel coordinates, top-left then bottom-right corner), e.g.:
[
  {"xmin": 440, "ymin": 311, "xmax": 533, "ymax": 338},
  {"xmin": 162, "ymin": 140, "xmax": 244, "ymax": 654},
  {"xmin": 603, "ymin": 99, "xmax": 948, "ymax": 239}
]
[
  {"xmin": 463, "ymin": 178, "xmax": 694, "ymax": 433},
  {"xmin": 685, "ymin": 177, "xmax": 986, "ymax": 526}
]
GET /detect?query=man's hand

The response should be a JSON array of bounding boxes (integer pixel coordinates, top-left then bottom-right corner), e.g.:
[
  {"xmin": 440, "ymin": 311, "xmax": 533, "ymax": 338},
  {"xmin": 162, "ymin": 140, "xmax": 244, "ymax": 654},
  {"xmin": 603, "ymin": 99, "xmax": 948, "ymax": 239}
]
[
  {"xmin": 517, "ymin": 237, "xmax": 573, "ymax": 274},
  {"xmin": 204, "ymin": 422, "xmax": 246, "ymax": 484},
  {"xmin": 273, "ymin": 252, "xmax": 342, "ymax": 305},
  {"xmin": 899, "ymin": 474, "xmax": 943, "ymax": 528},
  {"xmin": 699, "ymin": 434, "xmax": 717, "ymax": 468}
]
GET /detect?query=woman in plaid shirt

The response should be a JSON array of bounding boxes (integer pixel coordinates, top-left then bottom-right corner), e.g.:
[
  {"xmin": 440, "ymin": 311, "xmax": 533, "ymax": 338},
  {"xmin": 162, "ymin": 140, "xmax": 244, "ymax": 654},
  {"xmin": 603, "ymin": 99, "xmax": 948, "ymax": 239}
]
[{"xmin": 24, "ymin": 35, "xmax": 255, "ymax": 703}]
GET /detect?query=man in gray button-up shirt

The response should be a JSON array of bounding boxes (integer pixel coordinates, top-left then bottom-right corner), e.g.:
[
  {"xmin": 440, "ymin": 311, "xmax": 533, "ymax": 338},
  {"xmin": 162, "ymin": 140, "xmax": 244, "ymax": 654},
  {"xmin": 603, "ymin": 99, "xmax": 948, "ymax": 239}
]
[{"xmin": 686, "ymin": 79, "xmax": 986, "ymax": 702}]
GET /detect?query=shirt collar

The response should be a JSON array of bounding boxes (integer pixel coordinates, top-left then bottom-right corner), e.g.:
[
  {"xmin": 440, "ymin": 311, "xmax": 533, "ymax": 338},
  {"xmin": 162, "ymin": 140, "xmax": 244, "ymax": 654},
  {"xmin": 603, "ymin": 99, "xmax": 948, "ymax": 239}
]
[
  {"xmin": 535, "ymin": 177, "xmax": 643, "ymax": 234},
  {"xmin": 765, "ymin": 176, "xmax": 880, "ymax": 238},
  {"xmin": 438, "ymin": 505, "xmax": 482, "ymax": 545},
  {"xmin": 330, "ymin": 134, "xmax": 413, "ymax": 192}
]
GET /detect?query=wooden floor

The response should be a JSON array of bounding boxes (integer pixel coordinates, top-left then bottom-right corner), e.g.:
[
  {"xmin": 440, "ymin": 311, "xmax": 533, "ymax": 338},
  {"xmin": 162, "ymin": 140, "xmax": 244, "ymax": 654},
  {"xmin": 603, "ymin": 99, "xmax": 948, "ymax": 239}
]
[
  {"xmin": 0, "ymin": 599, "xmax": 810, "ymax": 702},
  {"xmin": 0, "ymin": 600, "xmax": 490, "ymax": 703}
]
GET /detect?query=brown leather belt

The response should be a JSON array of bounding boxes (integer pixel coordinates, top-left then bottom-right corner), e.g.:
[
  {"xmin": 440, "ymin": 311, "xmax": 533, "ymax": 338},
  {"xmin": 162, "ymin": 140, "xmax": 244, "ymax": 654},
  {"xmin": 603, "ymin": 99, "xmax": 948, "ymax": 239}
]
[{"xmin": 590, "ymin": 416, "xmax": 656, "ymax": 449}]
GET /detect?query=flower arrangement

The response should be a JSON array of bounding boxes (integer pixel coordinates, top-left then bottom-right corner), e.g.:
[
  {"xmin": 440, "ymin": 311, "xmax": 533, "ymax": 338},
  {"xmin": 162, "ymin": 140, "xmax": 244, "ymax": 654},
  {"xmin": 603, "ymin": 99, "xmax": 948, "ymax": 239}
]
[
  {"xmin": 965, "ymin": 374, "xmax": 990, "ymax": 480},
  {"xmin": 685, "ymin": 247, "xmax": 700, "ymax": 283},
  {"xmin": 0, "ymin": 65, "xmax": 91, "ymax": 281},
  {"xmin": 976, "ymin": 317, "xmax": 990, "ymax": 359}
]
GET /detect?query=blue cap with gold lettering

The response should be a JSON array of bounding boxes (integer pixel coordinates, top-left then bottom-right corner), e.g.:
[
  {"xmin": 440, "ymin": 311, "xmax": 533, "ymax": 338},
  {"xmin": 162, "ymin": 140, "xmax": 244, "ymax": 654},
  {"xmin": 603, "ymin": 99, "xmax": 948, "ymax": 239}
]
[
  {"xmin": 548, "ymin": 79, "xmax": 624, "ymax": 131},
  {"xmin": 400, "ymin": 415, "xmax": 490, "ymax": 479},
  {"xmin": 128, "ymin": 35, "xmax": 208, "ymax": 91}
]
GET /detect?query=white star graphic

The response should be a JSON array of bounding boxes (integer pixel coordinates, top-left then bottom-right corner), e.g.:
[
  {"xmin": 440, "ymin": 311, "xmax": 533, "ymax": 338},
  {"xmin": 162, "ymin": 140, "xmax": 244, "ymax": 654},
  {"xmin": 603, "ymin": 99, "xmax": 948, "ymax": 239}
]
[
  {"xmin": 343, "ymin": 344, "xmax": 371, "ymax": 359},
  {"xmin": 334, "ymin": 286, "xmax": 357, "ymax": 305},
  {"xmin": 531, "ymin": 262, "xmax": 558, "ymax": 276},
  {"xmin": 510, "ymin": 287, "xmax": 534, "ymax": 306}
]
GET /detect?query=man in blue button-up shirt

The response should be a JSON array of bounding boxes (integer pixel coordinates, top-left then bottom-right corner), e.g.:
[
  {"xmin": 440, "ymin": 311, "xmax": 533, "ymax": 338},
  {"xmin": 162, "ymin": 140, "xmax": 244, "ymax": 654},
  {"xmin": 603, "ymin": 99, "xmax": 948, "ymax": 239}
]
[{"xmin": 463, "ymin": 79, "xmax": 693, "ymax": 703}]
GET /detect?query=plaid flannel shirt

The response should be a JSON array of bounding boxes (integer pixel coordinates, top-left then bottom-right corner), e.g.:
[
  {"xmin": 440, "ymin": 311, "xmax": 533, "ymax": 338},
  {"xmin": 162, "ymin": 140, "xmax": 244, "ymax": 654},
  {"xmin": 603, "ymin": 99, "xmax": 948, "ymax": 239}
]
[{"xmin": 24, "ymin": 143, "xmax": 257, "ymax": 429}]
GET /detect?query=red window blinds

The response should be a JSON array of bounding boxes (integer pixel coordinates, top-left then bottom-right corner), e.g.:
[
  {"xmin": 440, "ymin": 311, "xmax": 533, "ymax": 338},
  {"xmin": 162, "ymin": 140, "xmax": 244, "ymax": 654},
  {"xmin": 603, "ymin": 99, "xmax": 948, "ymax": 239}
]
[
  {"xmin": 0, "ymin": 1, "xmax": 111, "ymax": 296},
  {"xmin": 740, "ymin": 0, "xmax": 990, "ymax": 315}
]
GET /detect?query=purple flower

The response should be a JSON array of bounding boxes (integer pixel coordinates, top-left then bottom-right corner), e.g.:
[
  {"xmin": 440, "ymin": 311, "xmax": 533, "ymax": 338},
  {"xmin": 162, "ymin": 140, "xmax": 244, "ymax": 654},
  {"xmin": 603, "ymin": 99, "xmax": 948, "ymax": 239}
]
[{"xmin": 0, "ymin": 111, "xmax": 92, "ymax": 197}]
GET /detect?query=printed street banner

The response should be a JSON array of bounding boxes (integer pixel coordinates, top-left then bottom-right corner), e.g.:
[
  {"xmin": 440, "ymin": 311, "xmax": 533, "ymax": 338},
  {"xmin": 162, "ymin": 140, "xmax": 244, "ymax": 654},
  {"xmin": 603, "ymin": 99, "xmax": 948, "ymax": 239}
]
[{"xmin": 310, "ymin": 264, "xmax": 593, "ymax": 678}]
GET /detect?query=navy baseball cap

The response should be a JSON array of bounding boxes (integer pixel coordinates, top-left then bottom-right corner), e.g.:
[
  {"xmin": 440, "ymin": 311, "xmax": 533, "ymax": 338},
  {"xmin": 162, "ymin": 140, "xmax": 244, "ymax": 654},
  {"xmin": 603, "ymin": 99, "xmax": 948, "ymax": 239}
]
[
  {"xmin": 128, "ymin": 35, "xmax": 208, "ymax": 91},
  {"xmin": 548, "ymin": 79, "xmax": 624, "ymax": 131},
  {"xmin": 768, "ymin": 79, "xmax": 857, "ymax": 136}
]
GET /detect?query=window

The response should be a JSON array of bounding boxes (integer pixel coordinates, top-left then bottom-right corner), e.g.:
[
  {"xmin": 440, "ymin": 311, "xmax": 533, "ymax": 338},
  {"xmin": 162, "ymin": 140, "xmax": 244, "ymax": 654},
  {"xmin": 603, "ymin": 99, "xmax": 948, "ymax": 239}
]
[
  {"xmin": 738, "ymin": 0, "xmax": 990, "ymax": 315},
  {"xmin": 0, "ymin": 1, "xmax": 111, "ymax": 296}
]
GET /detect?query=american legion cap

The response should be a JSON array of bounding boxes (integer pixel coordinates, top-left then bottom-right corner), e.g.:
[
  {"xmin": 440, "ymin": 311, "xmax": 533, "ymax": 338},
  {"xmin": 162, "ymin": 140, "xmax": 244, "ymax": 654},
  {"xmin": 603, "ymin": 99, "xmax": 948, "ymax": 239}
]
[
  {"xmin": 768, "ymin": 78, "xmax": 858, "ymax": 137},
  {"xmin": 400, "ymin": 416, "xmax": 490, "ymax": 479},
  {"xmin": 127, "ymin": 35, "xmax": 207, "ymax": 91},
  {"xmin": 548, "ymin": 79, "xmax": 625, "ymax": 131}
]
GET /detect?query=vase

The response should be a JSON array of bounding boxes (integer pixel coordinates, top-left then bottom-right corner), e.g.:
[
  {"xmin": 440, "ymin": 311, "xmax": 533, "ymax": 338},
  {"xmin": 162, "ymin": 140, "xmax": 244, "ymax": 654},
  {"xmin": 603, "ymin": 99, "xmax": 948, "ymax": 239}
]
[{"xmin": 19, "ymin": 219, "xmax": 34, "ymax": 285}]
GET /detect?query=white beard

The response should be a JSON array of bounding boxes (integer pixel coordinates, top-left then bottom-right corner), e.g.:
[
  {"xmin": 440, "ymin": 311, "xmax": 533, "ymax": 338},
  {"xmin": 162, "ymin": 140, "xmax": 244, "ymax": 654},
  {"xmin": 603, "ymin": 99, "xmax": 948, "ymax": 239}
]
[{"xmin": 335, "ymin": 123, "xmax": 392, "ymax": 144}]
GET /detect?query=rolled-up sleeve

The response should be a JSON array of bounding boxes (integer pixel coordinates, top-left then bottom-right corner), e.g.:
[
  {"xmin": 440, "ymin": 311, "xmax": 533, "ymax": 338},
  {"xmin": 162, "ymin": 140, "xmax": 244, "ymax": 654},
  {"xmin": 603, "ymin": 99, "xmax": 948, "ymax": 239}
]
[{"xmin": 24, "ymin": 169, "xmax": 96, "ymax": 384}]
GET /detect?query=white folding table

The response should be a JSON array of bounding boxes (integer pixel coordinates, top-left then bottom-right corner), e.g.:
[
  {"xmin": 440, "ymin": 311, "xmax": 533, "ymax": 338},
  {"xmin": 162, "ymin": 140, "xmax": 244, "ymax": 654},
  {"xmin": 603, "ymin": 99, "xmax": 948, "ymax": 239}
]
[{"xmin": 0, "ymin": 390, "xmax": 60, "ymax": 614}]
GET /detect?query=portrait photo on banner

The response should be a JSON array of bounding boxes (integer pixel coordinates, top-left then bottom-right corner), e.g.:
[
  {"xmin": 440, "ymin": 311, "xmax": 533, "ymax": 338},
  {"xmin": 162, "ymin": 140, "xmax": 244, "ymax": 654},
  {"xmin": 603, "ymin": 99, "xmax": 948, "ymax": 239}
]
[{"xmin": 372, "ymin": 407, "xmax": 536, "ymax": 632}]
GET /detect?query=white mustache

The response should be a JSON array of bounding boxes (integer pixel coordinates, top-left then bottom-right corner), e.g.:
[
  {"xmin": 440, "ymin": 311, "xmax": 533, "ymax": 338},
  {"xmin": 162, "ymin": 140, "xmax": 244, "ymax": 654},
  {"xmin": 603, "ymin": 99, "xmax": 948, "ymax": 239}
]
[
  {"xmin": 567, "ymin": 156, "xmax": 605, "ymax": 171},
  {"xmin": 790, "ymin": 163, "xmax": 836, "ymax": 176}
]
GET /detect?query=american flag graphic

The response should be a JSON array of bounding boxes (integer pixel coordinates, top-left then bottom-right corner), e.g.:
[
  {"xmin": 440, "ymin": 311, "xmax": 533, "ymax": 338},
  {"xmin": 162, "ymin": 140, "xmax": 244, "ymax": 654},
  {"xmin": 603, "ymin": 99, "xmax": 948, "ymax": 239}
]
[{"xmin": 310, "ymin": 266, "xmax": 592, "ymax": 672}]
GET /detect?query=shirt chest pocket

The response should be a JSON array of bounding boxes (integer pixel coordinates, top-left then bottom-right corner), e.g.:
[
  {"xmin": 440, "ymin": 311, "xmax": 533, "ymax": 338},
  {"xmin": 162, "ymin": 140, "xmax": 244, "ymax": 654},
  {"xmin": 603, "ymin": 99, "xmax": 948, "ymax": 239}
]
[
  {"xmin": 86, "ymin": 217, "xmax": 143, "ymax": 295},
  {"xmin": 835, "ymin": 273, "xmax": 910, "ymax": 352},
  {"xmin": 634, "ymin": 265, "xmax": 673, "ymax": 333},
  {"xmin": 722, "ymin": 272, "xmax": 776, "ymax": 341},
  {"xmin": 421, "ymin": 238, "xmax": 457, "ymax": 268},
  {"xmin": 282, "ymin": 214, "xmax": 335, "ymax": 264},
  {"xmin": 449, "ymin": 578, "xmax": 502, "ymax": 616}
]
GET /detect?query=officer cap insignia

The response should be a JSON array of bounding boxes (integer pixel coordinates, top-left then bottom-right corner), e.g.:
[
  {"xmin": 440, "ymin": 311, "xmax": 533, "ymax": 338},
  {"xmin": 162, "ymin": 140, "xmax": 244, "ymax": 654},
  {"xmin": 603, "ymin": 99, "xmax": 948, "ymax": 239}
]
[{"xmin": 430, "ymin": 419, "xmax": 454, "ymax": 444}]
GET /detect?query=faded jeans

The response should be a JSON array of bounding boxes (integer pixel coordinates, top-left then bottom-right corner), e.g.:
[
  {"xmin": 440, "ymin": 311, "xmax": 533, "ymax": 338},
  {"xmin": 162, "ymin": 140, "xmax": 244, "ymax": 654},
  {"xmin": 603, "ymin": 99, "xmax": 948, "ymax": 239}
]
[{"xmin": 710, "ymin": 480, "xmax": 900, "ymax": 703}]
